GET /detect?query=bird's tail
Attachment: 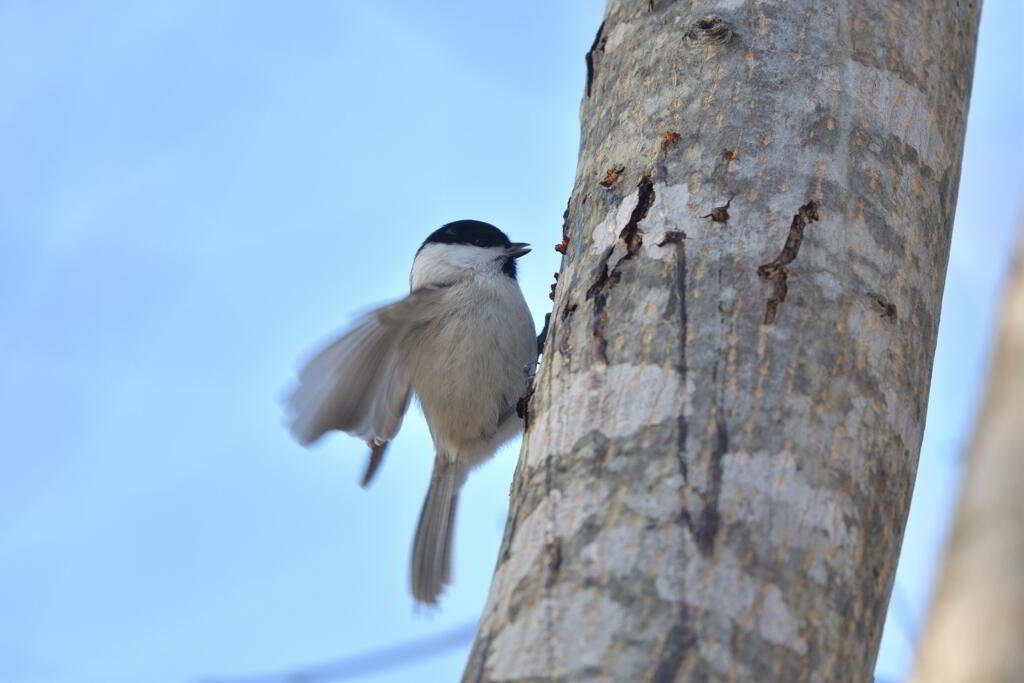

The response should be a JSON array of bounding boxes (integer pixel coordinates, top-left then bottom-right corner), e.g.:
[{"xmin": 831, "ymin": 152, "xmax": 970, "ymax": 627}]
[{"xmin": 411, "ymin": 458, "xmax": 460, "ymax": 605}]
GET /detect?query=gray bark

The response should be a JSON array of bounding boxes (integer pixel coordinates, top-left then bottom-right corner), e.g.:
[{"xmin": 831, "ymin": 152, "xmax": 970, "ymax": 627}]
[
  {"xmin": 910, "ymin": 229, "xmax": 1024, "ymax": 683},
  {"xmin": 465, "ymin": 1, "xmax": 980, "ymax": 680}
]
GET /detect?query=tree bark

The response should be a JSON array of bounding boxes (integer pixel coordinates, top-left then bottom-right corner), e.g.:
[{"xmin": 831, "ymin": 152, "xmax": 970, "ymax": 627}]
[
  {"xmin": 465, "ymin": 1, "xmax": 980, "ymax": 680},
  {"xmin": 910, "ymin": 228, "xmax": 1024, "ymax": 683}
]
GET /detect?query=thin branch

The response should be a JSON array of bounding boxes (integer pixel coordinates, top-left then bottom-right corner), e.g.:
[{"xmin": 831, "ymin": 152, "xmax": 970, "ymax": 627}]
[{"xmin": 196, "ymin": 620, "xmax": 477, "ymax": 683}]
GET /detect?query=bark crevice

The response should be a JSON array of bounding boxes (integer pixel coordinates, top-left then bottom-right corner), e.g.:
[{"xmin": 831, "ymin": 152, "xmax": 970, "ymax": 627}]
[
  {"xmin": 619, "ymin": 174, "xmax": 655, "ymax": 258},
  {"xmin": 584, "ymin": 20, "xmax": 607, "ymax": 98},
  {"xmin": 757, "ymin": 200, "xmax": 820, "ymax": 324},
  {"xmin": 651, "ymin": 604, "xmax": 699, "ymax": 682},
  {"xmin": 584, "ymin": 247, "xmax": 618, "ymax": 363},
  {"xmin": 584, "ymin": 176, "xmax": 657, "ymax": 363},
  {"xmin": 680, "ymin": 415, "xmax": 730, "ymax": 556}
]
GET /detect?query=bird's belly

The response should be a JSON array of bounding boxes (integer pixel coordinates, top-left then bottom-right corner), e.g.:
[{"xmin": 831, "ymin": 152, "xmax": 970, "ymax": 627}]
[{"xmin": 405, "ymin": 309, "xmax": 531, "ymax": 454}]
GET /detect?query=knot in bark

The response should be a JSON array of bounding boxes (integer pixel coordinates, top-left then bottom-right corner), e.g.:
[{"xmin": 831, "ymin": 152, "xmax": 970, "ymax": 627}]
[{"xmin": 684, "ymin": 16, "xmax": 736, "ymax": 44}]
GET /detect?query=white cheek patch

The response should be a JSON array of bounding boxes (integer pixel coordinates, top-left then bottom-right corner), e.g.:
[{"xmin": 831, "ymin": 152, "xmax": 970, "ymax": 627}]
[
  {"xmin": 410, "ymin": 245, "xmax": 448, "ymax": 290},
  {"xmin": 410, "ymin": 244, "xmax": 508, "ymax": 290}
]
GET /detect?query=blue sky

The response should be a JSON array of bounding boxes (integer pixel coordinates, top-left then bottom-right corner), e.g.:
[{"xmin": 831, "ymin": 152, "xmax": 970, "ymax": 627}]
[{"xmin": 0, "ymin": 2, "xmax": 1020, "ymax": 682}]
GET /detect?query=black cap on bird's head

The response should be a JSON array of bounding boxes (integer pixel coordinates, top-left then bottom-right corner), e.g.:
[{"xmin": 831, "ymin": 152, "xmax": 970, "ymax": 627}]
[
  {"xmin": 420, "ymin": 220, "xmax": 510, "ymax": 250},
  {"xmin": 418, "ymin": 220, "xmax": 530, "ymax": 278}
]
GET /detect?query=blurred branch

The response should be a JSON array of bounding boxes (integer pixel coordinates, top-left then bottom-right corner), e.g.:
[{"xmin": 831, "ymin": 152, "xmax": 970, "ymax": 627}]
[
  {"xmin": 911, "ymin": 226, "xmax": 1024, "ymax": 682},
  {"xmin": 197, "ymin": 620, "xmax": 476, "ymax": 683}
]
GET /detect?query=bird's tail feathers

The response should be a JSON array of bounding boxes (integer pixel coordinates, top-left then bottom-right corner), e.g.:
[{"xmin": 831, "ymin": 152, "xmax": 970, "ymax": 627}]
[{"xmin": 411, "ymin": 458, "xmax": 461, "ymax": 605}]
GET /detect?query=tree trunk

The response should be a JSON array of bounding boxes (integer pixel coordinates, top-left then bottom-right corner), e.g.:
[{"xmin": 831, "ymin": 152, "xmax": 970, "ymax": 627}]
[
  {"xmin": 910, "ymin": 229, "xmax": 1024, "ymax": 683},
  {"xmin": 465, "ymin": 1, "xmax": 980, "ymax": 680}
]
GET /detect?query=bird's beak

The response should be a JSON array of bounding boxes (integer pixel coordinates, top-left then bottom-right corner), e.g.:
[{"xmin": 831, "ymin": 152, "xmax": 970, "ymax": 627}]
[{"xmin": 506, "ymin": 243, "xmax": 531, "ymax": 258}]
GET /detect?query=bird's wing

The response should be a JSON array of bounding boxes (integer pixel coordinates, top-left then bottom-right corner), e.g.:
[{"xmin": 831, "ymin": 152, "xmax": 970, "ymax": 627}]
[{"xmin": 284, "ymin": 287, "xmax": 448, "ymax": 478}]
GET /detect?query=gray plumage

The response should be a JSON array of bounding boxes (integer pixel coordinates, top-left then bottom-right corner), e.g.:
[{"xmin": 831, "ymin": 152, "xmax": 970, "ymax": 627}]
[{"xmin": 284, "ymin": 221, "xmax": 536, "ymax": 605}]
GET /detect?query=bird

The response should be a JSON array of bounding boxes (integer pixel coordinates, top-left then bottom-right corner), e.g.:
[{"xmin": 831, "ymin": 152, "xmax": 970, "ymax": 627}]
[{"xmin": 284, "ymin": 220, "xmax": 539, "ymax": 604}]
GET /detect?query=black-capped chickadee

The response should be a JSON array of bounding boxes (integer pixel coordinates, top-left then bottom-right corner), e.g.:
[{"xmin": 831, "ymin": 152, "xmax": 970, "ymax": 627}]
[{"xmin": 285, "ymin": 220, "xmax": 538, "ymax": 605}]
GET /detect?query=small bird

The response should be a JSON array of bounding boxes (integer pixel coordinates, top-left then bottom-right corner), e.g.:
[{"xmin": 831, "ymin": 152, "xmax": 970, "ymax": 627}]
[{"xmin": 285, "ymin": 220, "xmax": 538, "ymax": 605}]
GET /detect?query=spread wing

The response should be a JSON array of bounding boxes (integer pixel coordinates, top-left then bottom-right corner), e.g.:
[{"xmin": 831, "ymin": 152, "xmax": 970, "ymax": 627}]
[{"xmin": 283, "ymin": 287, "xmax": 447, "ymax": 483}]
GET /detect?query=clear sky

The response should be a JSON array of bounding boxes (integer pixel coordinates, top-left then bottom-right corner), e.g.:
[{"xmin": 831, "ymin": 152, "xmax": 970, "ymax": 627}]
[{"xmin": 0, "ymin": 2, "xmax": 1020, "ymax": 682}]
